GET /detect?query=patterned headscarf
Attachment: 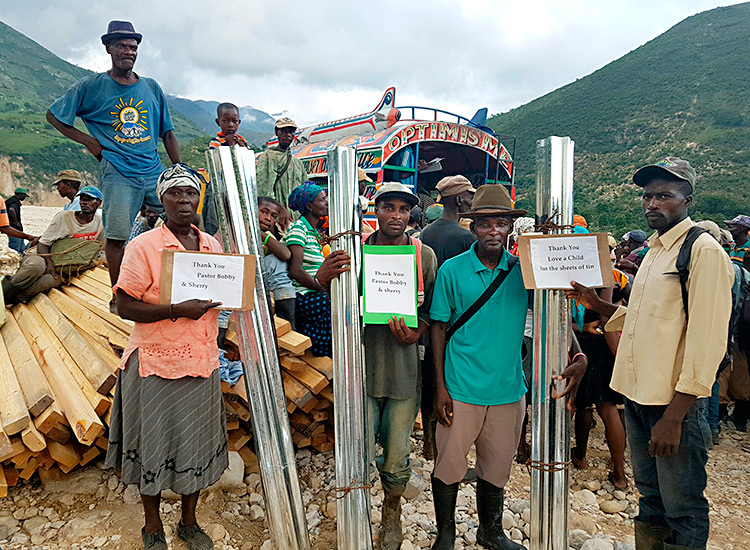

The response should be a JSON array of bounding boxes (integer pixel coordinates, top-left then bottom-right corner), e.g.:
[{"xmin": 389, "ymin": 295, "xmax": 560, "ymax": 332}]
[
  {"xmin": 157, "ymin": 163, "xmax": 204, "ymax": 199},
  {"xmin": 288, "ymin": 181, "xmax": 324, "ymax": 215}
]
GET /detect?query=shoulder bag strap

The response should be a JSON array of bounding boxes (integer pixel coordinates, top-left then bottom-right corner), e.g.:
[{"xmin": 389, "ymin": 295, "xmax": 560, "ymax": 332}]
[
  {"xmin": 446, "ymin": 256, "xmax": 519, "ymax": 341},
  {"xmin": 274, "ymin": 152, "xmax": 294, "ymax": 186}
]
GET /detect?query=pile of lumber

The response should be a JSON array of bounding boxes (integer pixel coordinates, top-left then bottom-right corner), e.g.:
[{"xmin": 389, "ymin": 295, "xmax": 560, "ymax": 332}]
[
  {"xmin": 0, "ymin": 267, "xmax": 335, "ymax": 497},
  {"xmin": 222, "ymin": 315, "xmax": 335, "ymax": 457}
]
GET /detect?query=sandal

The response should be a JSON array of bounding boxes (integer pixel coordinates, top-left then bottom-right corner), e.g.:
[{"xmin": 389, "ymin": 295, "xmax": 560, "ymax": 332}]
[
  {"xmin": 141, "ymin": 528, "xmax": 167, "ymax": 550},
  {"xmin": 177, "ymin": 522, "xmax": 214, "ymax": 550}
]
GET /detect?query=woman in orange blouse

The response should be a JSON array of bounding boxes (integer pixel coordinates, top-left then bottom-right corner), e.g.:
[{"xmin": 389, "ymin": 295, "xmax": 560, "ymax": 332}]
[{"xmin": 106, "ymin": 164, "xmax": 226, "ymax": 550}]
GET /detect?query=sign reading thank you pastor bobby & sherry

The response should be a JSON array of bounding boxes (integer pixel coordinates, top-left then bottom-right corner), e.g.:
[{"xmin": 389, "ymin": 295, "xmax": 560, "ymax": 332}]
[
  {"xmin": 160, "ymin": 250, "xmax": 256, "ymax": 310},
  {"xmin": 362, "ymin": 244, "xmax": 418, "ymax": 327}
]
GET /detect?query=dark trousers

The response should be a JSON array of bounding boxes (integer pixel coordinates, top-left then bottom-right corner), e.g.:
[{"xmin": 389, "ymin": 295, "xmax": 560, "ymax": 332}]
[{"xmin": 624, "ymin": 398, "xmax": 711, "ymax": 548}]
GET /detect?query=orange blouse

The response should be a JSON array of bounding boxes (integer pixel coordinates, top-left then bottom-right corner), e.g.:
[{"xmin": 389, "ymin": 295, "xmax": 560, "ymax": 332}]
[{"xmin": 114, "ymin": 224, "xmax": 221, "ymax": 379}]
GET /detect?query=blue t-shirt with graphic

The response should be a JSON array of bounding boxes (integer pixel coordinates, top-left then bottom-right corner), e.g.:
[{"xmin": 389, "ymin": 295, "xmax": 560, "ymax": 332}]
[{"xmin": 49, "ymin": 73, "xmax": 174, "ymax": 177}]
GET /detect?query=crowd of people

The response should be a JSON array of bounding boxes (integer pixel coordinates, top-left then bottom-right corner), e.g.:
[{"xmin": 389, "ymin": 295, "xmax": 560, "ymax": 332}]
[{"xmin": 0, "ymin": 18, "xmax": 744, "ymax": 550}]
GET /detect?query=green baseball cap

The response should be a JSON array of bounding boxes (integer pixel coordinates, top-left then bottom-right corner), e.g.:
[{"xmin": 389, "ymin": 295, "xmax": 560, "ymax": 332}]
[
  {"xmin": 632, "ymin": 157, "xmax": 696, "ymax": 191},
  {"xmin": 14, "ymin": 187, "xmax": 28, "ymax": 195}
]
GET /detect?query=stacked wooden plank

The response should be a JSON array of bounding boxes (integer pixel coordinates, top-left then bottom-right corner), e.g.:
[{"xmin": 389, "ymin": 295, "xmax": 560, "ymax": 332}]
[
  {"xmin": 222, "ymin": 315, "xmax": 336, "ymax": 461},
  {"xmin": 1, "ymin": 266, "xmax": 336, "ymax": 495}
]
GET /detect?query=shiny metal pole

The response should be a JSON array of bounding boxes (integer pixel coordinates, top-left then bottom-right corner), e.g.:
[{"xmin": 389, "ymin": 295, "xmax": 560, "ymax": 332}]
[
  {"xmin": 207, "ymin": 146, "xmax": 311, "ymax": 550},
  {"xmin": 328, "ymin": 146, "xmax": 373, "ymax": 550},
  {"xmin": 530, "ymin": 136, "xmax": 574, "ymax": 550}
]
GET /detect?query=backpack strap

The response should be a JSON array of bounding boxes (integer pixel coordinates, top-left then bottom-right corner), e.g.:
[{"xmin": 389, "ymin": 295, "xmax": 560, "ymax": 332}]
[{"xmin": 674, "ymin": 226, "xmax": 708, "ymax": 321}]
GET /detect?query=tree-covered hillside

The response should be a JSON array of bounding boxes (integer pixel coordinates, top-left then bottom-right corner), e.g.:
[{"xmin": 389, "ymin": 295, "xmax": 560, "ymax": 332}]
[{"xmin": 488, "ymin": 3, "xmax": 750, "ymax": 236}]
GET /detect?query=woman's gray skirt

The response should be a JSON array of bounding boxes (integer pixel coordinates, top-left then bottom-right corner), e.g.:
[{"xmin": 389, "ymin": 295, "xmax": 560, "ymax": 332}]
[{"xmin": 105, "ymin": 350, "xmax": 228, "ymax": 496}]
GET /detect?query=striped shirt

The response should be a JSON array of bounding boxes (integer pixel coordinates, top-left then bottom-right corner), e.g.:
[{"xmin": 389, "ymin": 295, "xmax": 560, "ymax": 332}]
[
  {"xmin": 284, "ymin": 217, "xmax": 325, "ymax": 295},
  {"xmin": 208, "ymin": 132, "xmax": 249, "ymax": 150},
  {"xmin": 730, "ymin": 243, "xmax": 749, "ymax": 267}
]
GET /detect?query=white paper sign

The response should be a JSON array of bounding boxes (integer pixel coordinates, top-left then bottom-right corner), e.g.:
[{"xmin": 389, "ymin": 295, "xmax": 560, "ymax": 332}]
[
  {"xmin": 363, "ymin": 253, "xmax": 417, "ymax": 317},
  {"xmin": 529, "ymin": 235, "xmax": 604, "ymax": 289},
  {"xmin": 170, "ymin": 252, "xmax": 246, "ymax": 309}
]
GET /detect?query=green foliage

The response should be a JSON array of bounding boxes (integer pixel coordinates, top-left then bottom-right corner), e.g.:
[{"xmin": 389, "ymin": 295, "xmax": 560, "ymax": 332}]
[{"xmin": 488, "ymin": 3, "xmax": 750, "ymax": 236}]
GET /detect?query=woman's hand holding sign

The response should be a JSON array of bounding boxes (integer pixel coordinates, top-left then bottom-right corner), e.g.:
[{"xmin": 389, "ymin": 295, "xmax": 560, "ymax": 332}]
[{"xmin": 173, "ymin": 299, "xmax": 222, "ymax": 320}]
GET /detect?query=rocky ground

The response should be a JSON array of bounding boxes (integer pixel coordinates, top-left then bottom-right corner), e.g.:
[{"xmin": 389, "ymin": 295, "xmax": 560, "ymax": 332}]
[
  {"xmin": 0, "ymin": 420, "xmax": 749, "ymax": 550},
  {"xmin": 2, "ymin": 207, "xmax": 749, "ymax": 549}
]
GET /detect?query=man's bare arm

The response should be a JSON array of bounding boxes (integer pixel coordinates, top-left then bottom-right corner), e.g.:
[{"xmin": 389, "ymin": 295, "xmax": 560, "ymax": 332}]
[
  {"xmin": 162, "ymin": 130, "xmax": 182, "ymax": 164},
  {"xmin": 46, "ymin": 110, "xmax": 103, "ymax": 161}
]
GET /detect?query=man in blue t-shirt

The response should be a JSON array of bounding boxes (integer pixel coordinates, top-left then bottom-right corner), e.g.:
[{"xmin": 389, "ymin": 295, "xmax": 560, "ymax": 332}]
[
  {"xmin": 46, "ymin": 21, "xmax": 181, "ymax": 310},
  {"xmin": 429, "ymin": 185, "xmax": 587, "ymax": 550}
]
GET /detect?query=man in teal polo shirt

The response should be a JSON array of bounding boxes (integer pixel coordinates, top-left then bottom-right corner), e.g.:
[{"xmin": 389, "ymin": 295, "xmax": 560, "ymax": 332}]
[{"xmin": 429, "ymin": 185, "xmax": 587, "ymax": 550}]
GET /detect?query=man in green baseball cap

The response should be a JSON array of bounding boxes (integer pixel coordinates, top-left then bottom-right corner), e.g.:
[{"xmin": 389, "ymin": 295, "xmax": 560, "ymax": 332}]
[{"xmin": 4, "ymin": 187, "xmax": 31, "ymax": 253}]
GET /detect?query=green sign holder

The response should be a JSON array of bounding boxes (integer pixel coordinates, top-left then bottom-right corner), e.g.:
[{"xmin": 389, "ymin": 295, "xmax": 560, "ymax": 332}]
[{"xmin": 362, "ymin": 244, "xmax": 418, "ymax": 328}]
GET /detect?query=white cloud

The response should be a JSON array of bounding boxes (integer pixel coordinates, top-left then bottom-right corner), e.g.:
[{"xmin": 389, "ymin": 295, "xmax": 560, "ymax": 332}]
[{"xmin": 2, "ymin": 0, "xmax": 741, "ymax": 125}]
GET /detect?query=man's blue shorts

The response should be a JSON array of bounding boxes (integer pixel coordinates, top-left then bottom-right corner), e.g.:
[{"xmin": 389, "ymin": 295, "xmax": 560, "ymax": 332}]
[{"xmin": 99, "ymin": 158, "xmax": 165, "ymax": 241}]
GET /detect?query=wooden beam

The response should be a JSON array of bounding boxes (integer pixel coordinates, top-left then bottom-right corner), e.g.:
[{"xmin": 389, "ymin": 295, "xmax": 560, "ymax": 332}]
[
  {"xmin": 0, "ymin": 332, "xmax": 30, "ymax": 434},
  {"xmin": 60, "ymin": 286, "xmax": 134, "ymax": 333},
  {"xmin": 79, "ymin": 446, "xmax": 100, "ymax": 467},
  {"xmin": 69, "ymin": 276, "xmax": 112, "ymax": 303},
  {"xmin": 24, "ymin": 302, "xmax": 112, "ymax": 416},
  {"xmin": 280, "ymin": 355, "xmax": 307, "ymax": 372},
  {"xmin": 301, "ymin": 351, "xmax": 333, "ymax": 381},
  {"xmin": 227, "ymin": 429, "xmax": 252, "ymax": 452},
  {"xmin": 82, "ymin": 266, "xmax": 112, "ymax": 287},
  {"xmin": 13, "ymin": 304, "xmax": 103, "ymax": 445},
  {"xmin": 286, "ymin": 364, "xmax": 328, "ymax": 394},
  {"xmin": 0, "ymin": 464, "xmax": 7, "ymax": 498},
  {"xmin": 33, "ymin": 404, "xmax": 66, "ymax": 436},
  {"xmin": 0, "ymin": 313, "xmax": 54, "ymax": 417},
  {"xmin": 0, "ymin": 437, "xmax": 25, "ymax": 462},
  {"xmin": 0, "ymin": 426, "xmax": 11, "ymax": 458},
  {"xmin": 30, "ymin": 294, "xmax": 117, "ymax": 394},
  {"xmin": 21, "ymin": 421, "xmax": 46, "ymax": 453},
  {"xmin": 278, "ymin": 331, "xmax": 312, "ymax": 355},
  {"xmin": 274, "ymin": 315, "xmax": 292, "ymax": 336},
  {"xmin": 19, "ymin": 456, "xmax": 39, "ymax": 481},
  {"xmin": 48, "ymin": 288, "xmax": 130, "ymax": 349},
  {"xmin": 281, "ymin": 372, "xmax": 314, "ymax": 411},
  {"xmin": 47, "ymin": 440, "xmax": 80, "ymax": 471}
]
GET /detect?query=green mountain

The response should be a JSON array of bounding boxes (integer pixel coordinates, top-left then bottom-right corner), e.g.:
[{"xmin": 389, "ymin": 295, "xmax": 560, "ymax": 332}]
[
  {"xmin": 0, "ymin": 21, "xmax": 224, "ymax": 198},
  {"xmin": 488, "ymin": 3, "xmax": 750, "ymax": 236}
]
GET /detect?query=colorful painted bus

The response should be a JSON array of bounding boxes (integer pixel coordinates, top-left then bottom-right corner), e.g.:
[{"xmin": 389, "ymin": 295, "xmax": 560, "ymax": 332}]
[{"xmin": 272, "ymin": 88, "xmax": 516, "ymax": 227}]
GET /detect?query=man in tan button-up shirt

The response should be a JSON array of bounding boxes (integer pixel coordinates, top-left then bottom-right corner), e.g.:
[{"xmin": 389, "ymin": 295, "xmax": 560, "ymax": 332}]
[{"xmin": 567, "ymin": 158, "xmax": 733, "ymax": 550}]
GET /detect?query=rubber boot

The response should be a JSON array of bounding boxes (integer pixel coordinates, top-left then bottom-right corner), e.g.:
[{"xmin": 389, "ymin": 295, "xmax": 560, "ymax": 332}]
[
  {"xmin": 379, "ymin": 487, "xmax": 404, "ymax": 550},
  {"xmin": 634, "ymin": 520, "xmax": 671, "ymax": 550},
  {"xmin": 431, "ymin": 475, "xmax": 458, "ymax": 550},
  {"xmin": 731, "ymin": 400, "xmax": 750, "ymax": 432},
  {"xmin": 2, "ymin": 276, "xmax": 19, "ymax": 305},
  {"xmin": 663, "ymin": 543, "xmax": 704, "ymax": 550},
  {"xmin": 476, "ymin": 478, "xmax": 526, "ymax": 550}
]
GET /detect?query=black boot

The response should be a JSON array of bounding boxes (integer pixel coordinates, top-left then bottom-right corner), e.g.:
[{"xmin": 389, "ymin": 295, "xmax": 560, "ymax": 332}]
[
  {"xmin": 431, "ymin": 476, "xmax": 458, "ymax": 550},
  {"xmin": 476, "ymin": 478, "xmax": 525, "ymax": 550},
  {"xmin": 634, "ymin": 519, "xmax": 670, "ymax": 550},
  {"xmin": 2, "ymin": 276, "xmax": 19, "ymax": 305},
  {"xmin": 379, "ymin": 487, "xmax": 404, "ymax": 550},
  {"xmin": 731, "ymin": 400, "xmax": 749, "ymax": 431}
]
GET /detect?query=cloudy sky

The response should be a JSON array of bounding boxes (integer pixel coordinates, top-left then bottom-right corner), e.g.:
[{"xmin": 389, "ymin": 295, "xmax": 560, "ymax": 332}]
[{"xmin": 2, "ymin": 0, "xmax": 741, "ymax": 125}]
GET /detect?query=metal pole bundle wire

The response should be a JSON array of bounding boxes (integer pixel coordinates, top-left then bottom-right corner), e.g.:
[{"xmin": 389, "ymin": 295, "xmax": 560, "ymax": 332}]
[
  {"xmin": 207, "ymin": 146, "xmax": 310, "ymax": 550},
  {"xmin": 327, "ymin": 146, "xmax": 373, "ymax": 550},
  {"xmin": 530, "ymin": 136, "xmax": 574, "ymax": 550}
]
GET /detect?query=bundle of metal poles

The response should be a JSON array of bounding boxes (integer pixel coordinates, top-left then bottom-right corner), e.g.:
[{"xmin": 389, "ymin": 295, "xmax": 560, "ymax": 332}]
[
  {"xmin": 207, "ymin": 146, "xmax": 310, "ymax": 550},
  {"xmin": 327, "ymin": 146, "xmax": 373, "ymax": 550},
  {"xmin": 530, "ymin": 136, "xmax": 574, "ymax": 550}
]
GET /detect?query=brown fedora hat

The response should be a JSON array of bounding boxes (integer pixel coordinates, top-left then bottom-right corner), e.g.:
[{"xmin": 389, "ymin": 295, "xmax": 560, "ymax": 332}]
[{"xmin": 465, "ymin": 184, "xmax": 527, "ymax": 218}]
